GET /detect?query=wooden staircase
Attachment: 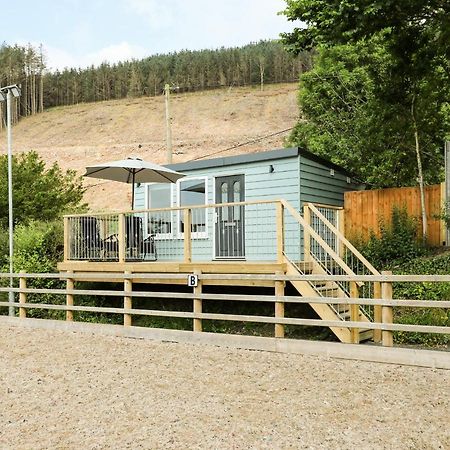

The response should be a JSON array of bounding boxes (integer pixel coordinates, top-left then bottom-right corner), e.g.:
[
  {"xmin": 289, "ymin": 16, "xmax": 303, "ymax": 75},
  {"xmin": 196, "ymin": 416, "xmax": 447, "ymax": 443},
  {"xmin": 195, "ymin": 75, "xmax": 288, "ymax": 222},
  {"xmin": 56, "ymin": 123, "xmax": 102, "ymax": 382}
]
[
  {"xmin": 285, "ymin": 257, "xmax": 373, "ymax": 343},
  {"xmin": 280, "ymin": 200, "xmax": 381, "ymax": 344}
]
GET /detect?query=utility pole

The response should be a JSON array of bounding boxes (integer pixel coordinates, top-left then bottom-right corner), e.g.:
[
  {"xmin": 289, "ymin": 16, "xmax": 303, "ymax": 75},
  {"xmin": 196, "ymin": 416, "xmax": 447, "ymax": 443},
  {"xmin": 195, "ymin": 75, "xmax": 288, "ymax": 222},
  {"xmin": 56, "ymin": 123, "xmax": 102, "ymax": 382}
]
[{"xmin": 164, "ymin": 83, "xmax": 173, "ymax": 164}]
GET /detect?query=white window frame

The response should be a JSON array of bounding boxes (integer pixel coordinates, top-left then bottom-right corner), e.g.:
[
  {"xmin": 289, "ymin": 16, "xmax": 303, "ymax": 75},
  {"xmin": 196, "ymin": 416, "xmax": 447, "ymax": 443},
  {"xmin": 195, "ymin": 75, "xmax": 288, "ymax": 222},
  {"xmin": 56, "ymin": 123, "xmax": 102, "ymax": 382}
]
[
  {"xmin": 176, "ymin": 176, "xmax": 208, "ymax": 239},
  {"xmin": 145, "ymin": 183, "xmax": 174, "ymax": 240}
]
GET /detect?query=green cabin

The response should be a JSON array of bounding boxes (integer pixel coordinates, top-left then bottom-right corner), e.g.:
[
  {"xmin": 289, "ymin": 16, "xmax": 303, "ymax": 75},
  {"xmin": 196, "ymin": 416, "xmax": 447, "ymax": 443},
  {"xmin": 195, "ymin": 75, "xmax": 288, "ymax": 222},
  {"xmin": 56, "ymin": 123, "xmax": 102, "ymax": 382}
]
[{"xmin": 132, "ymin": 146, "xmax": 362, "ymax": 262}]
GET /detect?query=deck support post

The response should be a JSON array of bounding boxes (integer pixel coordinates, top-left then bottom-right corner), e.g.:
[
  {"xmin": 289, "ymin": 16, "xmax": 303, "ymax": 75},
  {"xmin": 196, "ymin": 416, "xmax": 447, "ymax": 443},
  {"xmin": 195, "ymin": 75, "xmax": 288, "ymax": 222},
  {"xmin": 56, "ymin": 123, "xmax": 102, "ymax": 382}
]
[
  {"xmin": 275, "ymin": 271, "xmax": 285, "ymax": 338},
  {"xmin": 124, "ymin": 271, "xmax": 133, "ymax": 326},
  {"xmin": 66, "ymin": 271, "xmax": 74, "ymax": 322},
  {"xmin": 19, "ymin": 270, "xmax": 26, "ymax": 319},
  {"xmin": 350, "ymin": 281, "xmax": 360, "ymax": 344},
  {"xmin": 276, "ymin": 202, "xmax": 284, "ymax": 263},
  {"xmin": 193, "ymin": 270, "xmax": 202, "ymax": 332},
  {"xmin": 373, "ymin": 282, "xmax": 382, "ymax": 343},
  {"xmin": 118, "ymin": 214, "xmax": 126, "ymax": 263},
  {"xmin": 381, "ymin": 271, "xmax": 393, "ymax": 347},
  {"xmin": 184, "ymin": 209, "xmax": 192, "ymax": 263},
  {"xmin": 303, "ymin": 204, "xmax": 311, "ymax": 261}
]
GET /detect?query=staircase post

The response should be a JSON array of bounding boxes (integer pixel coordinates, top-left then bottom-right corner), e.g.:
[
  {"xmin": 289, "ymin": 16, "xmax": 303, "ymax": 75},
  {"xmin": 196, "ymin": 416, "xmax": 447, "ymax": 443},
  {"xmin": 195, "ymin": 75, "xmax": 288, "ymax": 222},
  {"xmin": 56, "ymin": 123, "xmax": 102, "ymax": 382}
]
[
  {"xmin": 303, "ymin": 204, "xmax": 311, "ymax": 261},
  {"xmin": 350, "ymin": 281, "xmax": 360, "ymax": 344}
]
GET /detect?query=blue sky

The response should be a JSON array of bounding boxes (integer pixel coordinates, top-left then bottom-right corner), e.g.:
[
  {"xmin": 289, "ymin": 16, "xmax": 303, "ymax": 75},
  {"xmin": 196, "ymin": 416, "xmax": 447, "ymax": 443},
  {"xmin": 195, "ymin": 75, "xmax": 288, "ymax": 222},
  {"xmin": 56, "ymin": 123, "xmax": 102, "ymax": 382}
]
[{"xmin": 3, "ymin": 0, "xmax": 297, "ymax": 71}]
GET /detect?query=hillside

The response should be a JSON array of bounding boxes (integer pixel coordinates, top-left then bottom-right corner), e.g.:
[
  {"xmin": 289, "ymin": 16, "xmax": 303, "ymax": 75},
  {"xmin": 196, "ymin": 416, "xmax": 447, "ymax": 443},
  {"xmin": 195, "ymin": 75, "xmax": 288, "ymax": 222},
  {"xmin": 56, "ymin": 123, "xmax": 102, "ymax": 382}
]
[{"xmin": 0, "ymin": 83, "xmax": 299, "ymax": 210}]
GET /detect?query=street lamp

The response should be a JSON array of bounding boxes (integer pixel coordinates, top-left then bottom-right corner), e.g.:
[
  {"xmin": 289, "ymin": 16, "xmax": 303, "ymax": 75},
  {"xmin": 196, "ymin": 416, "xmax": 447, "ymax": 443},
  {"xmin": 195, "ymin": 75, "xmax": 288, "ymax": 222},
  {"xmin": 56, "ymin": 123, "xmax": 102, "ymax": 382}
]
[{"xmin": 0, "ymin": 84, "xmax": 21, "ymax": 316}]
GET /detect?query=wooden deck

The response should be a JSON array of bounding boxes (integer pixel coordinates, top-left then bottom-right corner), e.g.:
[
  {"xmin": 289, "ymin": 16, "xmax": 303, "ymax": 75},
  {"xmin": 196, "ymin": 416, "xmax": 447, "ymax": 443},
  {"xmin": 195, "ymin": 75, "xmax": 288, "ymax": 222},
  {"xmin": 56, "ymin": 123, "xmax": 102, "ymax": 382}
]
[{"xmin": 57, "ymin": 260, "xmax": 287, "ymax": 286}]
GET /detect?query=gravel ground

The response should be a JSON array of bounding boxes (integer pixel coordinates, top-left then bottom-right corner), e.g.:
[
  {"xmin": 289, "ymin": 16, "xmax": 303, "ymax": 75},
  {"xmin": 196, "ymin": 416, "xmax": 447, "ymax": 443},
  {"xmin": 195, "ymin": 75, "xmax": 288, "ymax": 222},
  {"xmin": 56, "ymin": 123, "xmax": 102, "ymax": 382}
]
[{"xmin": 0, "ymin": 326, "xmax": 449, "ymax": 450}]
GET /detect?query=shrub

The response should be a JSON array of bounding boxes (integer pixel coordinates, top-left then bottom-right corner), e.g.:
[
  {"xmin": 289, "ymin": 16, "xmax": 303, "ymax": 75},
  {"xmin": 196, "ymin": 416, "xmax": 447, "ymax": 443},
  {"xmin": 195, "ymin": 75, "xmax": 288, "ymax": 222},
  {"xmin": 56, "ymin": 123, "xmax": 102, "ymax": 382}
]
[
  {"xmin": 0, "ymin": 221, "xmax": 65, "ymax": 318},
  {"xmin": 361, "ymin": 205, "xmax": 426, "ymax": 268},
  {"xmin": 392, "ymin": 251, "xmax": 450, "ymax": 347}
]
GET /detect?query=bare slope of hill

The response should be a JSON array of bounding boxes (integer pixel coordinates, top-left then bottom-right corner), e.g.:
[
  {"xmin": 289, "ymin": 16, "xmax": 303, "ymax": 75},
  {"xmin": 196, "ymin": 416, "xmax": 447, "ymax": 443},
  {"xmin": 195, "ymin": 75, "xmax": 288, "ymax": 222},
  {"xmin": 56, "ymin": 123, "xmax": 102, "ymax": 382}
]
[{"xmin": 1, "ymin": 83, "xmax": 298, "ymax": 210}]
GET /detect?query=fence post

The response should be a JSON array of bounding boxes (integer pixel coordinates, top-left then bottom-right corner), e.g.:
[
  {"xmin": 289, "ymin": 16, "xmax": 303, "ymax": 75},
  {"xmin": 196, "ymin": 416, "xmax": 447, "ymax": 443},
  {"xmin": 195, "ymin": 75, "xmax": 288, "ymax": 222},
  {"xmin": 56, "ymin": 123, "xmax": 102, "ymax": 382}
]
[
  {"xmin": 303, "ymin": 204, "xmax": 311, "ymax": 261},
  {"xmin": 124, "ymin": 271, "xmax": 132, "ymax": 327},
  {"xmin": 350, "ymin": 281, "xmax": 360, "ymax": 344},
  {"xmin": 193, "ymin": 270, "xmax": 202, "ymax": 332},
  {"xmin": 184, "ymin": 208, "xmax": 192, "ymax": 263},
  {"xmin": 19, "ymin": 270, "xmax": 26, "ymax": 319},
  {"xmin": 381, "ymin": 270, "xmax": 393, "ymax": 347},
  {"xmin": 275, "ymin": 271, "xmax": 285, "ymax": 338},
  {"xmin": 276, "ymin": 202, "xmax": 284, "ymax": 263},
  {"xmin": 118, "ymin": 214, "xmax": 126, "ymax": 263},
  {"xmin": 66, "ymin": 271, "xmax": 74, "ymax": 322},
  {"xmin": 373, "ymin": 282, "xmax": 382, "ymax": 343}
]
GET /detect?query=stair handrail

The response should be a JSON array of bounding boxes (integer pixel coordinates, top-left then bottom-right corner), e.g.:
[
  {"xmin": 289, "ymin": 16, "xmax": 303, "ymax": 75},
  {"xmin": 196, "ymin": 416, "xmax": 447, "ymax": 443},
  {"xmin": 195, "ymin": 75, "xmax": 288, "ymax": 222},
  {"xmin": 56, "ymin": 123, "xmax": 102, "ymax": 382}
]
[
  {"xmin": 307, "ymin": 203, "xmax": 380, "ymax": 276},
  {"xmin": 281, "ymin": 200, "xmax": 364, "ymax": 284}
]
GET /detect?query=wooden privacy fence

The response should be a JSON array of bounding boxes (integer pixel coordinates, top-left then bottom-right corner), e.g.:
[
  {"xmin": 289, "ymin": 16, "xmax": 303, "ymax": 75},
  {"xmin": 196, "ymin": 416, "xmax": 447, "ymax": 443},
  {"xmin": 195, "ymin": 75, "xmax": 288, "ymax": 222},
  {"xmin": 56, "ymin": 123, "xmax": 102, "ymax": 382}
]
[
  {"xmin": 0, "ymin": 272, "xmax": 449, "ymax": 348},
  {"xmin": 345, "ymin": 183, "xmax": 445, "ymax": 246}
]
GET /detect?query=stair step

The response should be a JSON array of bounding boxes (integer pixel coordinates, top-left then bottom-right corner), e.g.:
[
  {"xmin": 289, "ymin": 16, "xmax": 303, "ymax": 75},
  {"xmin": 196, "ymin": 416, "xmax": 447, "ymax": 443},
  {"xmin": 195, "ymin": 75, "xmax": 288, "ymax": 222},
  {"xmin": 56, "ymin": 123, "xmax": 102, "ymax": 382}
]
[{"xmin": 359, "ymin": 329, "xmax": 374, "ymax": 341}]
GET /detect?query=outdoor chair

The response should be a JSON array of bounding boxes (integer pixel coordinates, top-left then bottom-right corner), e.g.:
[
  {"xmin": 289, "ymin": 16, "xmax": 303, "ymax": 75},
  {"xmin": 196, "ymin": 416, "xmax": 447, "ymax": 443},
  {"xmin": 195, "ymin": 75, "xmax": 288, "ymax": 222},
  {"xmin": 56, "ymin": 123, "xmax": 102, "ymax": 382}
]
[
  {"xmin": 125, "ymin": 215, "xmax": 144, "ymax": 261},
  {"xmin": 141, "ymin": 234, "xmax": 157, "ymax": 261},
  {"xmin": 76, "ymin": 216, "xmax": 103, "ymax": 260}
]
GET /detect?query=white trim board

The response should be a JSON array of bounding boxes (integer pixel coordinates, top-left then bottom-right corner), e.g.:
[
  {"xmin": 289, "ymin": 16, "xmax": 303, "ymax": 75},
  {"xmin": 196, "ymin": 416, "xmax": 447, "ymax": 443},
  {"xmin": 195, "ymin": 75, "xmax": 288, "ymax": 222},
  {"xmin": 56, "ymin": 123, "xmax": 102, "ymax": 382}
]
[{"xmin": 0, "ymin": 317, "xmax": 448, "ymax": 370}]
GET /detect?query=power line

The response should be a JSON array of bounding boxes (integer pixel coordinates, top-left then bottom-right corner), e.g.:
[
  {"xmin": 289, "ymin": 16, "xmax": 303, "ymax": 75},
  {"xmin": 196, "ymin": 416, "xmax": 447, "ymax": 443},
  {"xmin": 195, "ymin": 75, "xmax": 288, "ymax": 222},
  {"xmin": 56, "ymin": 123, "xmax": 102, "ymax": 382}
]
[{"xmin": 190, "ymin": 126, "xmax": 295, "ymax": 161}]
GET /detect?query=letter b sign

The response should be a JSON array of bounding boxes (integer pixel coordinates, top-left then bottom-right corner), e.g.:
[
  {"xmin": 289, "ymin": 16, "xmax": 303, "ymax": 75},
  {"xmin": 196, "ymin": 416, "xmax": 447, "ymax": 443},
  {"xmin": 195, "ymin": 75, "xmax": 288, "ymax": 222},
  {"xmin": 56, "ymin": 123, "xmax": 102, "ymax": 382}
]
[{"xmin": 187, "ymin": 274, "xmax": 198, "ymax": 287}]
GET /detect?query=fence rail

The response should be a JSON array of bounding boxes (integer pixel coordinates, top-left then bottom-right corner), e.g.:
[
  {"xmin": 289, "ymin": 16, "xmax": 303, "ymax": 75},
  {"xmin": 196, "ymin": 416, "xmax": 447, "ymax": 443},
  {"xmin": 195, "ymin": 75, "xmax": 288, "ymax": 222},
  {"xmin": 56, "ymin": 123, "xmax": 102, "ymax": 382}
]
[{"xmin": 0, "ymin": 272, "xmax": 448, "ymax": 347}]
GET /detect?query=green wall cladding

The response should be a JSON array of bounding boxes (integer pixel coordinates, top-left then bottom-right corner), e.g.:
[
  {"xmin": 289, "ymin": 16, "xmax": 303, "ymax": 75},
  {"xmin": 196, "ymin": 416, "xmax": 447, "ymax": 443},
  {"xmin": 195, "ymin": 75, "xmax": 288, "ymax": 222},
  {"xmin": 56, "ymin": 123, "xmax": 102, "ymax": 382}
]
[{"xmin": 132, "ymin": 150, "xmax": 360, "ymax": 262}]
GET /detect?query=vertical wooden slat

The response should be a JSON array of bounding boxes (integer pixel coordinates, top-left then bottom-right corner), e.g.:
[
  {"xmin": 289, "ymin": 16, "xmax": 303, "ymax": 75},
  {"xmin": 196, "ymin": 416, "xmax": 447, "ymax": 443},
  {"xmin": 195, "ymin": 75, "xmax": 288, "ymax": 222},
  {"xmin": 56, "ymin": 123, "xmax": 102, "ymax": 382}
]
[
  {"xmin": 440, "ymin": 182, "xmax": 446, "ymax": 246},
  {"xmin": 275, "ymin": 271, "xmax": 285, "ymax": 338},
  {"xmin": 184, "ymin": 208, "xmax": 192, "ymax": 263},
  {"xmin": 344, "ymin": 184, "xmax": 443, "ymax": 245},
  {"xmin": 19, "ymin": 270, "xmax": 27, "ymax": 319},
  {"xmin": 381, "ymin": 270, "xmax": 393, "ymax": 347},
  {"xmin": 66, "ymin": 271, "xmax": 74, "ymax": 322},
  {"xmin": 276, "ymin": 202, "xmax": 284, "ymax": 263},
  {"xmin": 118, "ymin": 214, "xmax": 125, "ymax": 263}
]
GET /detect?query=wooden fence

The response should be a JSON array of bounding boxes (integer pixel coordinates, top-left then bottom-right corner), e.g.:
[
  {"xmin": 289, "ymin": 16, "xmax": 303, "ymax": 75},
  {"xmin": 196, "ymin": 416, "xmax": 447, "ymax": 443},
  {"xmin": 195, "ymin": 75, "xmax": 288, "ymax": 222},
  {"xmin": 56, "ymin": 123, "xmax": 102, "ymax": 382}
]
[
  {"xmin": 0, "ymin": 272, "xmax": 448, "ymax": 351},
  {"xmin": 344, "ymin": 183, "xmax": 445, "ymax": 246}
]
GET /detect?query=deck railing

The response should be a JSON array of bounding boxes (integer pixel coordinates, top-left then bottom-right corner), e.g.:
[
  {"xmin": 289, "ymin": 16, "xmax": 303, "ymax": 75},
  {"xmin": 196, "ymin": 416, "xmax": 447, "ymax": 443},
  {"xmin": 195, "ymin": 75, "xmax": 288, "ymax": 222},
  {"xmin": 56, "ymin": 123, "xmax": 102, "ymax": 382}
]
[
  {"xmin": 304, "ymin": 203, "xmax": 380, "ymax": 326},
  {"xmin": 64, "ymin": 200, "xmax": 280, "ymax": 263}
]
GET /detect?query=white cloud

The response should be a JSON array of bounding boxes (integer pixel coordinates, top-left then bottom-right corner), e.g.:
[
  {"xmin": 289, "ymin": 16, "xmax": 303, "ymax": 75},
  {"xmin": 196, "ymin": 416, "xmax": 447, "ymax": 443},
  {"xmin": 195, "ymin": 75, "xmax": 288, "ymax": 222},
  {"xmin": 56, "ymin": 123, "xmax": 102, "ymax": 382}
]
[
  {"xmin": 84, "ymin": 42, "xmax": 148, "ymax": 66},
  {"xmin": 43, "ymin": 42, "xmax": 148, "ymax": 71},
  {"xmin": 124, "ymin": 0, "xmax": 175, "ymax": 29}
]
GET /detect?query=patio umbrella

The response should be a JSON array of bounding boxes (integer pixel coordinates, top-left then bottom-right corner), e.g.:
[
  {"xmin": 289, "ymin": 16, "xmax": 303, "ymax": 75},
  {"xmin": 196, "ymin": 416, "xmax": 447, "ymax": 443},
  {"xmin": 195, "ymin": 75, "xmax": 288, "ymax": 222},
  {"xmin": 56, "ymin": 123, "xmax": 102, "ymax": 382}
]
[{"xmin": 84, "ymin": 157, "xmax": 185, "ymax": 208}]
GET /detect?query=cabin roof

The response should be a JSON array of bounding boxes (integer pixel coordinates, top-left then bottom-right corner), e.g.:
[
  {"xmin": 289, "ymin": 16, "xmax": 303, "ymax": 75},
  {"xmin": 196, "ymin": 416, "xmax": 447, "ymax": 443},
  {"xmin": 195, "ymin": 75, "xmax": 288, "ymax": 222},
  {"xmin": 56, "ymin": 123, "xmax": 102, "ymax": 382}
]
[{"xmin": 166, "ymin": 146, "xmax": 355, "ymax": 178}]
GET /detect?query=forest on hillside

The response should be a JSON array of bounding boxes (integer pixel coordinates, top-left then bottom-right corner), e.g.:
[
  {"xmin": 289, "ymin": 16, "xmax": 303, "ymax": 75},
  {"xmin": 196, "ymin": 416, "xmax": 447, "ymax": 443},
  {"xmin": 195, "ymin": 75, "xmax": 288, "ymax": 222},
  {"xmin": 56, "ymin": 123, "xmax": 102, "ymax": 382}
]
[{"xmin": 0, "ymin": 40, "xmax": 311, "ymax": 127}]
